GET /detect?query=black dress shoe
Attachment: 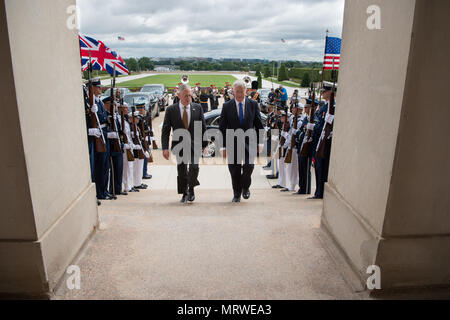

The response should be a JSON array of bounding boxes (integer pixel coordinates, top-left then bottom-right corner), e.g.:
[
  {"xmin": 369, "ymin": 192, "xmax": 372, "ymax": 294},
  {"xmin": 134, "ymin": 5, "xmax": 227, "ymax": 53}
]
[
  {"xmin": 98, "ymin": 195, "xmax": 113, "ymax": 200},
  {"xmin": 143, "ymin": 174, "xmax": 152, "ymax": 180},
  {"xmin": 262, "ymin": 165, "xmax": 270, "ymax": 170},
  {"xmin": 187, "ymin": 190, "xmax": 195, "ymax": 202},
  {"xmin": 266, "ymin": 174, "xmax": 279, "ymax": 179},
  {"xmin": 280, "ymin": 188, "xmax": 290, "ymax": 192},
  {"xmin": 119, "ymin": 191, "xmax": 128, "ymax": 196},
  {"xmin": 293, "ymin": 190, "xmax": 306, "ymax": 195},
  {"xmin": 135, "ymin": 184, "xmax": 148, "ymax": 190},
  {"xmin": 180, "ymin": 194, "xmax": 188, "ymax": 203},
  {"xmin": 129, "ymin": 187, "xmax": 139, "ymax": 192},
  {"xmin": 232, "ymin": 196, "xmax": 241, "ymax": 203},
  {"xmin": 272, "ymin": 185, "xmax": 282, "ymax": 189},
  {"xmin": 307, "ymin": 196, "xmax": 323, "ymax": 200},
  {"xmin": 242, "ymin": 189, "xmax": 251, "ymax": 200}
]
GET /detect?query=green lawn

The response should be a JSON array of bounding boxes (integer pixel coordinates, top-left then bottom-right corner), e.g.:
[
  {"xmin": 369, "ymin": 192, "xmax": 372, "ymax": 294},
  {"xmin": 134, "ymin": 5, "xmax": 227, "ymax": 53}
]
[
  {"xmin": 119, "ymin": 74, "xmax": 238, "ymax": 89},
  {"xmin": 262, "ymin": 76, "xmax": 303, "ymax": 88}
]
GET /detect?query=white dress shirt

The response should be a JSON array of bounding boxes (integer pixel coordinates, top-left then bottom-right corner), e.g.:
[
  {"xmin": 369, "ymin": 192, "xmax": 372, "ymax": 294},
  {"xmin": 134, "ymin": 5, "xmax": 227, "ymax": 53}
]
[
  {"xmin": 179, "ymin": 102, "xmax": 191, "ymax": 125},
  {"xmin": 235, "ymin": 97, "xmax": 246, "ymax": 118}
]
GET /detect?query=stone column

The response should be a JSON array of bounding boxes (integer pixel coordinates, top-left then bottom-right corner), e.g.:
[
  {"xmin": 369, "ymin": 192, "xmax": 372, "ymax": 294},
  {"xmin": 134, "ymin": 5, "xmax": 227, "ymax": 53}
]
[
  {"xmin": 322, "ymin": 0, "xmax": 450, "ymax": 291},
  {"xmin": 0, "ymin": 0, "xmax": 98, "ymax": 296}
]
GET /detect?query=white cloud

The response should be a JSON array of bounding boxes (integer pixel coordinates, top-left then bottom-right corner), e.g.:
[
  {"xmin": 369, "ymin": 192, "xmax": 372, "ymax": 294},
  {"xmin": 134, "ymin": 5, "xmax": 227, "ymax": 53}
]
[{"xmin": 76, "ymin": 0, "xmax": 344, "ymax": 61}]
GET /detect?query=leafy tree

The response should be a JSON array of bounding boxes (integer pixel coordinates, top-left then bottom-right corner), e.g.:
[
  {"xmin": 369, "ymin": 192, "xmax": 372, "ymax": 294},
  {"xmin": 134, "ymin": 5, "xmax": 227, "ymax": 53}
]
[
  {"xmin": 124, "ymin": 58, "xmax": 138, "ymax": 72},
  {"xmin": 263, "ymin": 65, "xmax": 271, "ymax": 78},
  {"xmin": 138, "ymin": 57, "xmax": 154, "ymax": 71},
  {"xmin": 278, "ymin": 64, "xmax": 288, "ymax": 81},
  {"xmin": 301, "ymin": 71, "xmax": 311, "ymax": 87},
  {"xmin": 257, "ymin": 74, "xmax": 262, "ymax": 89}
]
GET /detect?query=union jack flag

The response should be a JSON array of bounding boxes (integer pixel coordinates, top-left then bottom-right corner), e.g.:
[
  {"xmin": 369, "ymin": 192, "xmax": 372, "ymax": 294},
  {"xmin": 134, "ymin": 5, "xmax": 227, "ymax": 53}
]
[
  {"xmin": 323, "ymin": 36, "xmax": 341, "ymax": 70},
  {"xmin": 79, "ymin": 35, "xmax": 129, "ymax": 76}
]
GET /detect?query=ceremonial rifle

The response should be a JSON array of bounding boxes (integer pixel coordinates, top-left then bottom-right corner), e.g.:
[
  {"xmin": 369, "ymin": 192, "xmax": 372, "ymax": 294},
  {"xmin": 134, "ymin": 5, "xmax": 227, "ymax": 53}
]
[
  {"xmin": 278, "ymin": 115, "xmax": 290, "ymax": 160},
  {"xmin": 316, "ymin": 59, "xmax": 337, "ymax": 159},
  {"xmin": 284, "ymin": 111, "xmax": 298, "ymax": 163},
  {"xmin": 300, "ymin": 70, "xmax": 317, "ymax": 157},
  {"xmin": 87, "ymin": 50, "xmax": 107, "ymax": 153},
  {"xmin": 131, "ymin": 101, "xmax": 146, "ymax": 160},
  {"xmin": 141, "ymin": 116, "xmax": 154, "ymax": 163},
  {"xmin": 109, "ymin": 64, "xmax": 122, "ymax": 153},
  {"xmin": 119, "ymin": 101, "xmax": 135, "ymax": 162},
  {"xmin": 147, "ymin": 105, "xmax": 158, "ymax": 150}
]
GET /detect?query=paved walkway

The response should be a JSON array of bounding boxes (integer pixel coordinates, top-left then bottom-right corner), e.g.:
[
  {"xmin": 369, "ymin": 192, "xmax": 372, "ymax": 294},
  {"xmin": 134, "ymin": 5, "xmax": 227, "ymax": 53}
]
[{"xmin": 53, "ymin": 163, "xmax": 366, "ymax": 300}]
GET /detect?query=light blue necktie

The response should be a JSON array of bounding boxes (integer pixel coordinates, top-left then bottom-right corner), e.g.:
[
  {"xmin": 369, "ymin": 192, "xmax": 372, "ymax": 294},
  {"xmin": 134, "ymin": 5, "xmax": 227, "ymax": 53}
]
[{"xmin": 238, "ymin": 102, "xmax": 244, "ymax": 125}]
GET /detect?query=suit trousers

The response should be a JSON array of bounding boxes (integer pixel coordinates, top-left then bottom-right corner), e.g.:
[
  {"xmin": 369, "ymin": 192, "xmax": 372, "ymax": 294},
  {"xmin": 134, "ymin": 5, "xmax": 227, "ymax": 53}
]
[
  {"xmin": 122, "ymin": 153, "xmax": 134, "ymax": 192},
  {"xmin": 177, "ymin": 163, "xmax": 200, "ymax": 194},
  {"xmin": 228, "ymin": 164, "xmax": 254, "ymax": 197}
]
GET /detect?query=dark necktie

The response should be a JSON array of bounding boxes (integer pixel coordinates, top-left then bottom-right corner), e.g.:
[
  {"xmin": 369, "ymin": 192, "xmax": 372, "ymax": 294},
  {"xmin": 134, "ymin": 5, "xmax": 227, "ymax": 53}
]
[
  {"xmin": 239, "ymin": 102, "xmax": 244, "ymax": 125},
  {"xmin": 182, "ymin": 105, "xmax": 189, "ymax": 129}
]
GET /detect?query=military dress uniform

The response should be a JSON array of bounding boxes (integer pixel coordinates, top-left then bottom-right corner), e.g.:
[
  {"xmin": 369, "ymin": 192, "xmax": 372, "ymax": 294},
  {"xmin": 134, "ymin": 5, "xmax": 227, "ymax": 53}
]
[
  {"xmin": 103, "ymin": 96, "xmax": 124, "ymax": 196},
  {"xmin": 295, "ymin": 98, "xmax": 317, "ymax": 195},
  {"xmin": 199, "ymin": 90, "xmax": 209, "ymax": 113},
  {"xmin": 93, "ymin": 91, "xmax": 112, "ymax": 200},
  {"xmin": 311, "ymin": 100, "xmax": 329, "ymax": 199},
  {"xmin": 119, "ymin": 108, "xmax": 136, "ymax": 193},
  {"xmin": 284, "ymin": 109, "xmax": 303, "ymax": 192}
]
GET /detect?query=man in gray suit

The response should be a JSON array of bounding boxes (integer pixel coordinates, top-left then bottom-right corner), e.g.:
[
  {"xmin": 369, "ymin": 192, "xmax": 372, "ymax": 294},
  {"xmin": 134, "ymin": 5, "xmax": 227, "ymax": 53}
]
[{"xmin": 162, "ymin": 84, "xmax": 207, "ymax": 203}]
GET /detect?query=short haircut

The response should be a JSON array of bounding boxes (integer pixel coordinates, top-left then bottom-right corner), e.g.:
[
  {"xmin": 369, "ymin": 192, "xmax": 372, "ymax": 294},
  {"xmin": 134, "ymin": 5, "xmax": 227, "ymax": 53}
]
[
  {"xmin": 178, "ymin": 84, "xmax": 191, "ymax": 92},
  {"xmin": 233, "ymin": 79, "xmax": 246, "ymax": 90}
]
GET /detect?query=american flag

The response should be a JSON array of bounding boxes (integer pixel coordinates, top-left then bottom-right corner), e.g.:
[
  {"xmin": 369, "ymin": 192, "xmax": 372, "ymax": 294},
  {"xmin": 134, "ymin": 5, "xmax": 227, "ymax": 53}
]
[
  {"xmin": 118, "ymin": 36, "xmax": 125, "ymax": 41},
  {"xmin": 79, "ymin": 35, "xmax": 129, "ymax": 76},
  {"xmin": 323, "ymin": 36, "xmax": 341, "ymax": 70},
  {"xmin": 281, "ymin": 38, "xmax": 286, "ymax": 43}
]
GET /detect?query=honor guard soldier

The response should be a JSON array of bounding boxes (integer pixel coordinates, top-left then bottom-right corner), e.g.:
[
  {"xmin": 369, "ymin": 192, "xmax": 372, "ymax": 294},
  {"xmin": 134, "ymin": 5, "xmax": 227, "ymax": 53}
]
[
  {"xmin": 193, "ymin": 83, "xmax": 201, "ymax": 103},
  {"xmin": 90, "ymin": 78, "xmax": 114, "ymax": 200},
  {"xmin": 199, "ymin": 87, "xmax": 209, "ymax": 113},
  {"xmin": 130, "ymin": 106, "xmax": 148, "ymax": 191},
  {"xmin": 173, "ymin": 84, "xmax": 181, "ymax": 105},
  {"xmin": 283, "ymin": 104, "xmax": 303, "ymax": 192},
  {"xmin": 102, "ymin": 95, "xmax": 125, "ymax": 197},
  {"xmin": 309, "ymin": 81, "xmax": 336, "ymax": 199},
  {"xmin": 294, "ymin": 98, "xmax": 316, "ymax": 195},
  {"xmin": 118, "ymin": 103, "xmax": 138, "ymax": 193},
  {"xmin": 272, "ymin": 109, "xmax": 289, "ymax": 189},
  {"xmin": 266, "ymin": 106, "xmax": 283, "ymax": 179}
]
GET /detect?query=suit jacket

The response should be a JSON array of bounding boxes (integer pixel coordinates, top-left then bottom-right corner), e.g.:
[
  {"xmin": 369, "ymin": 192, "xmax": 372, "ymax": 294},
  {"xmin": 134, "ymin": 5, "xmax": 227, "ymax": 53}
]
[
  {"xmin": 219, "ymin": 98, "xmax": 264, "ymax": 157},
  {"xmin": 161, "ymin": 102, "xmax": 207, "ymax": 153}
]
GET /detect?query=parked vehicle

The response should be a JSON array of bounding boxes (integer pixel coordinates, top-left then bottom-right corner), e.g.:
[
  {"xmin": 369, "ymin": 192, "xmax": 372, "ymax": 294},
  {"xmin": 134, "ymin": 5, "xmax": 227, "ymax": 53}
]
[
  {"xmin": 123, "ymin": 92, "xmax": 159, "ymax": 119},
  {"xmin": 140, "ymin": 84, "xmax": 169, "ymax": 111}
]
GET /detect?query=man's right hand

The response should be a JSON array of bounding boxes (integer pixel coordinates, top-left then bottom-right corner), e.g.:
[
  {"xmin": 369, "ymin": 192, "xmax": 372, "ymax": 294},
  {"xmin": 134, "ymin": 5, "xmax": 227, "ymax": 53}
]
[
  {"xmin": 221, "ymin": 149, "xmax": 226, "ymax": 158},
  {"xmin": 163, "ymin": 150, "xmax": 170, "ymax": 160}
]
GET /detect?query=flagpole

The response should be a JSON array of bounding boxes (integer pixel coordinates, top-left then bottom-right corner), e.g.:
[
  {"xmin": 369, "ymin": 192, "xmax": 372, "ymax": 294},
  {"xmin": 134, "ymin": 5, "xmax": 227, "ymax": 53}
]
[{"xmin": 319, "ymin": 29, "xmax": 329, "ymax": 103}]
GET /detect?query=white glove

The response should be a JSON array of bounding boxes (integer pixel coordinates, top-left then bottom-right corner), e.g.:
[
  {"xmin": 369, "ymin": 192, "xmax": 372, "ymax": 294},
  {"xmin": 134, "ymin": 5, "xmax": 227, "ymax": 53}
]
[
  {"xmin": 325, "ymin": 114, "xmax": 334, "ymax": 125},
  {"xmin": 271, "ymin": 135, "xmax": 279, "ymax": 142},
  {"xmin": 133, "ymin": 144, "xmax": 142, "ymax": 150},
  {"xmin": 144, "ymin": 151, "xmax": 150, "ymax": 158},
  {"xmin": 264, "ymin": 126, "xmax": 270, "ymax": 132},
  {"xmin": 91, "ymin": 104, "xmax": 98, "ymax": 113},
  {"xmin": 88, "ymin": 128, "xmax": 102, "ymax": 137},
  {"xmin": 150, "ymin": 137, "xmax": 156, "ymax": 142},
  {"xmin": 307, "ymin": 123, "xmax": 315, "ymax": 131},
  {"xmin": 107, "ymin": 132, "xmax": 119, "ymax": 139},
  {"xmin": 123, "ymin": 144, "xmax": 131, "ymax": 150}
]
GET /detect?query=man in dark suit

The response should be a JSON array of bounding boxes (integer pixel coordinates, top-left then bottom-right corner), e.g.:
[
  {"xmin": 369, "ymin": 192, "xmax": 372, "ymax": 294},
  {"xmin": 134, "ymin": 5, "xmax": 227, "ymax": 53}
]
[
  {"xmin": 161, "ymin": 84, "xmax": 207, "ymax": 203},
  {"xmin": 219, "ymin": 80, "xmax": 264, "ymax": 203}
]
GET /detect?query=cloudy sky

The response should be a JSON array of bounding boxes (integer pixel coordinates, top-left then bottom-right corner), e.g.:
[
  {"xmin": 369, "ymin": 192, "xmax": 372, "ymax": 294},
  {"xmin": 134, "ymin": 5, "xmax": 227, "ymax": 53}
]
[{"xmin": 77, "ymin": 0, "xmax": 344, "ymax": 61}]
